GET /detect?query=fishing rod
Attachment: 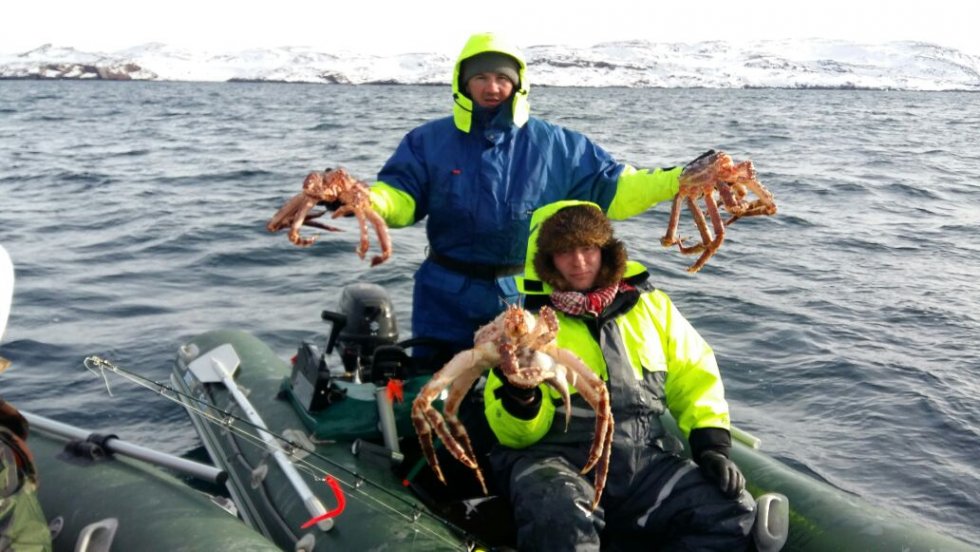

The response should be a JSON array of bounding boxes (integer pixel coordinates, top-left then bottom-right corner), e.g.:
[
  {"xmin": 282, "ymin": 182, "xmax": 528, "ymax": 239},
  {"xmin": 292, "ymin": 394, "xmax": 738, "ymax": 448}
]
[{"xmin": 83, "ymin": 354, "xmax": 485, "ymax": 548}]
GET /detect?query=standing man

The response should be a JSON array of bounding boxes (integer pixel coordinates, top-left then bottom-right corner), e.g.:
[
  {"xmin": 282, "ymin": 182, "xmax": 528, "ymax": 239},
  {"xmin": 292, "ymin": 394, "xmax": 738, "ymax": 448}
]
[{"xmin": 363, "ymin": 32, "xmax": 696, "ymax": 358}]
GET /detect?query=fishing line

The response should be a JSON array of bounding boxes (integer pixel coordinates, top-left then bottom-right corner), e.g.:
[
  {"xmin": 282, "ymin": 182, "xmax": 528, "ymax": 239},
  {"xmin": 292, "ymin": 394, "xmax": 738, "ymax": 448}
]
[{"xmin": 83, "ymin": 355, "xmax": 482, "ymax": 549}]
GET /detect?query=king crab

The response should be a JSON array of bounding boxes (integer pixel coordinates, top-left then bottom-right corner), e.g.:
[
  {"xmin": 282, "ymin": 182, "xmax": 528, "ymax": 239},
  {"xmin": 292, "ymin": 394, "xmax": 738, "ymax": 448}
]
[
  {"xmin": 661, "ymin": 150, "xmax": 777, "ymax": 273},
  {"xmin": 411, "ymin": 305, "xmax": 614, "ymax": 511},
  {"xmin": 266, "ymin": 167, "xmax": 392, "ymax": 266}
]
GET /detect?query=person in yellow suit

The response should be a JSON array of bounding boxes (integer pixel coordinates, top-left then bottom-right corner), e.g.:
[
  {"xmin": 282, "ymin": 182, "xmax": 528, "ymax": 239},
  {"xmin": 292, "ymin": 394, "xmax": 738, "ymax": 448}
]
[{"xmin": 483, "ymin": 202, "xmax": 755, "ymax": 550}]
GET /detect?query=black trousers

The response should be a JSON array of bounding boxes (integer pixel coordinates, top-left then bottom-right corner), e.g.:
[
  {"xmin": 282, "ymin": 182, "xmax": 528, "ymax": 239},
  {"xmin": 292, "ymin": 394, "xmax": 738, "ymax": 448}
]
[{"xmin": 490, "ymin": 443, "xmax": 756, "ymax": 551}]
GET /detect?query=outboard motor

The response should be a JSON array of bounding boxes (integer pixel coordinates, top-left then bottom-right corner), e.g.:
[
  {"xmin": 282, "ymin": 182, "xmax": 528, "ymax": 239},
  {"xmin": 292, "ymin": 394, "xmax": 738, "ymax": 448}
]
[
  {"xmin": 288, "ymin": 283, "xmax": 411, "ymax": 413},
  {"xmin": 287, "ymin": 283, "xmax": 413, "ymax": 463},
  {"xmin": 322, "ymin": 283, "xmax": 400, "ymax": 382}
]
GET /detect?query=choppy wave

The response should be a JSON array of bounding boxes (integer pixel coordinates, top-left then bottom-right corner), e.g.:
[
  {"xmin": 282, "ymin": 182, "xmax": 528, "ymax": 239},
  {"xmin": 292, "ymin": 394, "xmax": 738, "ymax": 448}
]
[{"xmin": 0, "ymin": 82, "xmax": 978, "ymax": 546}]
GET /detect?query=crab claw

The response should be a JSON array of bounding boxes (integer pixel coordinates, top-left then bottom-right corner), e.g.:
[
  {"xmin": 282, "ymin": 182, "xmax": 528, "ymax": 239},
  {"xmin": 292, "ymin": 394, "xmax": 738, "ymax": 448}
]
[{"xmin": 267, "ymin": 168, "xmax": 393, "ymax": 265}]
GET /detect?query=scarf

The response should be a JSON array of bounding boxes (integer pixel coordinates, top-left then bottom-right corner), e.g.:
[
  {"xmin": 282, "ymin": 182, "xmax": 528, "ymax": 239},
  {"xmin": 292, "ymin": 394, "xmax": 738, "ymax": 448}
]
[{"xmin": 550, "ymin": 282, "xmax": 635, "ymax": 317}]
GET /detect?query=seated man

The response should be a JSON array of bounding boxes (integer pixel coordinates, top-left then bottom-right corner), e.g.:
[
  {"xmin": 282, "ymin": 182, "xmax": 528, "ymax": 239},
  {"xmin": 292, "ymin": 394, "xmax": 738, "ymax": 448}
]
[{"xmin": 483, "ymin": 201, "xmax": 756, "ymax": 551}]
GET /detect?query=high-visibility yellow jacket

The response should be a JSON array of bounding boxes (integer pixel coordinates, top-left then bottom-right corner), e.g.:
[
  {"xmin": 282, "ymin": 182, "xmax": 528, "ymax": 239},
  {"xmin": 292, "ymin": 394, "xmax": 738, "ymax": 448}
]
[{"xmin": 484, "ymin": 201, "xmax": 732, "ymax": 457}]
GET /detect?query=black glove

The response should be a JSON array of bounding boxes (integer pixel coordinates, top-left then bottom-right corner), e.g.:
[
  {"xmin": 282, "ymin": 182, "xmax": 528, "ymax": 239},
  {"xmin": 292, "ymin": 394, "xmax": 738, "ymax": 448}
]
[
  {"xmin": 697, "ymin": 450, "xmax": 745, "ymax": 498},
  {"xmin": 683, "ymin": 149, "xmax": 718, "ymax": 172},
  {"xmin": 492, "ymin": 368, "xmax": 542, "ymax": 419}
]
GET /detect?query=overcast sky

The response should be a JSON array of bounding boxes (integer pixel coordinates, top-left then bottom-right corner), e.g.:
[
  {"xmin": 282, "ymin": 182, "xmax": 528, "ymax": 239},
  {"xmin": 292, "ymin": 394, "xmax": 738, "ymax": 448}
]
[{"xmin": 3, "ymin": 0, "xmax": 978, "ymax": 57}]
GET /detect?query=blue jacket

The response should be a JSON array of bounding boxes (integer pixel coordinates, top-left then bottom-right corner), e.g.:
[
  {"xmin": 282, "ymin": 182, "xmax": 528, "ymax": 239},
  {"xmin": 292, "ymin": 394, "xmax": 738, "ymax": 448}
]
[{"xmin": 376, "ymin": 105, "xmax": 627, "ymax": 265}]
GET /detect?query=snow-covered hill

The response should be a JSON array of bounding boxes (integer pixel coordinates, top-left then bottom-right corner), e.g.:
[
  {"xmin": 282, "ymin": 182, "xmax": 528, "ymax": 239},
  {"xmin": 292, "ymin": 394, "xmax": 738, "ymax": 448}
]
[{"xmin": 2, "ymin": 39, "xmax": 978, "ymax": 90}]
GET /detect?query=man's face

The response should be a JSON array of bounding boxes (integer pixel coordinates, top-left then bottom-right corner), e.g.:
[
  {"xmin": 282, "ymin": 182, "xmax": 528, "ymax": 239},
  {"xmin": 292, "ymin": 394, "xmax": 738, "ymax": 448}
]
[
  {"xmin": 552, "ymin": 245, "xmax": 602, "ymax": 291},
  {"xmin": 465, "ymin": 73, "xmax": 515, "ymax": 109}
]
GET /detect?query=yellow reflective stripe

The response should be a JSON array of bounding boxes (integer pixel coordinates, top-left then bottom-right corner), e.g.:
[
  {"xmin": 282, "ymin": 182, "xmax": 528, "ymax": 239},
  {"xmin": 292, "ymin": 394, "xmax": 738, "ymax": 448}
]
[
  {"xmin": 607, "ymin": 165, "xmax": 681, "ymax": 220},
  {"xmin": 369, "ymin": 181, "xmax": 416, "ymax": 228}
]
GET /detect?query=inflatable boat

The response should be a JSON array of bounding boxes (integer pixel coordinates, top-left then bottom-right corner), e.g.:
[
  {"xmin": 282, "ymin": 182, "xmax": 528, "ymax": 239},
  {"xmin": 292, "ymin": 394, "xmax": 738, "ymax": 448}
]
[
  {"xmin": 4, "ymin": 244, "xmax": 279, "ymax": 551},
  {"xmin": 24, "ymin": 410, "xmax": 280, "ymax": 552},
  {"xmin": 166, "ymin": 282, "xmax": 976, "ymax": 552}
]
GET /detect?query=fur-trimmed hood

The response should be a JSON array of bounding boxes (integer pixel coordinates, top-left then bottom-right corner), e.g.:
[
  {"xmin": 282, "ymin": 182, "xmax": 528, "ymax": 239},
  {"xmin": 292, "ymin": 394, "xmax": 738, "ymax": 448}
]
[{"xmin": 517, "ymin": 201, "xmax": 632, "ymax": 294}]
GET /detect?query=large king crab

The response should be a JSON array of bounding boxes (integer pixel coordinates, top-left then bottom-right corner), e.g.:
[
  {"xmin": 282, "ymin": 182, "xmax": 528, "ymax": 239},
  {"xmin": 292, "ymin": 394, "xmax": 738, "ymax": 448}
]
[
  {"xmin": 411, "ymin": 305, "xmax": 614, "ymax": 511},
  {"xmin": 266, "ymin": 167, "xmax": 392, "ymax": 266},
  {"xmin": 661, "ymin": 150, "xmax": 777, "ymax": 273}
]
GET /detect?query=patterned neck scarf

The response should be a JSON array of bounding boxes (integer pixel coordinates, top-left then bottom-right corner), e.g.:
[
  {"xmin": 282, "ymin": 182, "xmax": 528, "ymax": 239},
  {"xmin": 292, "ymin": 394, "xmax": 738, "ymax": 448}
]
[{"xmin": 550, "ymin": 282, "xmax": 635, "ymax": 317}]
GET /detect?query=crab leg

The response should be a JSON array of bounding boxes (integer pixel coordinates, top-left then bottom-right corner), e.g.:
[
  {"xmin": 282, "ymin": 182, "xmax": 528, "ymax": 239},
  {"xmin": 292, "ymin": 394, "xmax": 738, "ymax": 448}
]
[
  {"xmin": 365, "ymin": 210, "xmax": 392, "ymax": 266},
  {"xmin": 410, "ymin": 344, "xmax": 496, "ymax": 493},
  {"xmin": 590, "ymin": 418, "xmax": 615, "ymax": 511},
  {"xmin": 543, "ymin": 346, "xmax": 612, "ymax": 475},
  {"xmin": 546, "ymin": 344, "xmax": 613, "ymax": 510},
  {"xmin": 332, "ymin": 205, "xmax": 371, "ymax": 260},
  {"xmin": 267, "ymin": 193, "xmax": 323, "ymax": 246},
  {"xmin": 737, "ymin": 177, "xmax": 776, "ymax": 216},
  {"xmin": 687, "ymin": 193, "xmax": 726, "ymax": 273},
  {"xmin": 301, "ymin": 219, "xmax": 344, "ymax": 233},
  {"xmin": 287, "ymin": 197, "xmax": 320, "ymax": 246},
  {"xmin": 688, "ymin": 197, "xmax": 713, "ymax": 249},
  {"xmin": 715, "ymin": 182, "xmax": 740, "ymax": 215},
  {"xmin": 440, "ymin": 350, "xmax": 495, "ymax": 494},
  {"xmin": 266, "ymin": 193, "xmax": 305, "ymax": 233},
  {"xmin": 533, "ymin": 352, "xmax": 574, "ymax": 432},
  {"xmin": 660, "ymin": 195, "xmax": 685, "ymax": 247}
]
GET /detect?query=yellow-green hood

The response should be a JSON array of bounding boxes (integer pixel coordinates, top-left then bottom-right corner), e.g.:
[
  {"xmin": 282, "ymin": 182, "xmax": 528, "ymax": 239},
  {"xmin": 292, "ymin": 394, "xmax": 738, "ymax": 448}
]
[{"xmin": 452, "ymin": 32, "xmax": 530, "ymax": 132}]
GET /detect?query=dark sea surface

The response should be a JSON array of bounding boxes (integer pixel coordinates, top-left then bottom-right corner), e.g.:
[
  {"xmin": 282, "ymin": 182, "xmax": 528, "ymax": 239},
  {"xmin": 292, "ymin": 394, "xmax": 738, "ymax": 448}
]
[{"xmin": 1, "ymin": 81, "xmax": 978, "ymax": 547}]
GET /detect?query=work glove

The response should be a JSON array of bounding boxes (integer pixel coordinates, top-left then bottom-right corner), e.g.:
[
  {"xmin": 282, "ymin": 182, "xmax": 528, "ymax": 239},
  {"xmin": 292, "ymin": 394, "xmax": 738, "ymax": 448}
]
[
  {"xmin": 683, "ymin": 149, "xmax": 718, "ymax": 172},
  {"xmin": 492, "ymin": 368, "xmax": 542, "ymax": 419},
  {"xmin": 697, "ymin": 450, "xmax": 746, "ymax": 498}
]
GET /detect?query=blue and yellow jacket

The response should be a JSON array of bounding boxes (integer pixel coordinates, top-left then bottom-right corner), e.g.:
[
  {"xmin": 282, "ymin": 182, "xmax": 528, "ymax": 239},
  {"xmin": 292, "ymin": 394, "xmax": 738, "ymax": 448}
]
[
  {"xmin": 367, "ymin": 33, "xmax": 681, "ymax": 266},
  {"xmin": 484, "ymin": 201, "xmax": 733, "ymax": 457}
]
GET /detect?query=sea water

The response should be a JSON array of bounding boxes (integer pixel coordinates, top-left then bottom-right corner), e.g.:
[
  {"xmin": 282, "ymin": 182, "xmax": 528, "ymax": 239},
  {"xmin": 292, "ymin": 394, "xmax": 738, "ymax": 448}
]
[{"xmin": 1, "ymin": 81, "xmax": 978, "ymax": 546}]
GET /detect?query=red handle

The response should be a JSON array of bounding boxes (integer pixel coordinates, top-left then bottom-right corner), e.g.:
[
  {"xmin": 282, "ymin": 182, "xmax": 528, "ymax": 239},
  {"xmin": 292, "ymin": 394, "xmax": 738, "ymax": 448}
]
[{"xmin": 301, "ymin": 475, "xmax": 346, "ymax": 529}]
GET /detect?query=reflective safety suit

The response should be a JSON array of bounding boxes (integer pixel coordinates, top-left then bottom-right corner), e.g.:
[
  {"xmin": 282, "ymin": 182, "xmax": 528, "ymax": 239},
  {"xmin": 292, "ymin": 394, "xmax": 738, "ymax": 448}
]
[
  {"xmin": 482, "ymin": 201, "xmax": 755, "ymax": 551},
  {"xmin": 367, "ymin": 33, "xmax": 681, "ymax": 352}
]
